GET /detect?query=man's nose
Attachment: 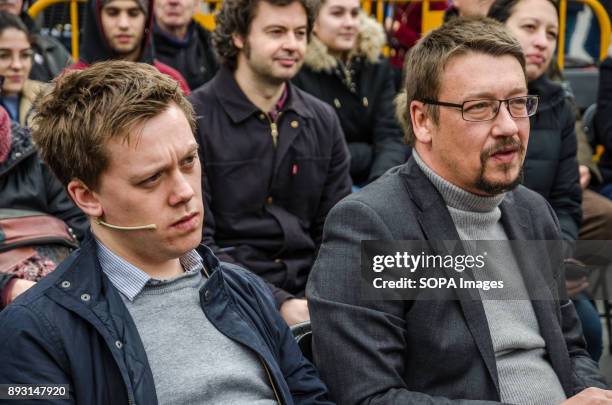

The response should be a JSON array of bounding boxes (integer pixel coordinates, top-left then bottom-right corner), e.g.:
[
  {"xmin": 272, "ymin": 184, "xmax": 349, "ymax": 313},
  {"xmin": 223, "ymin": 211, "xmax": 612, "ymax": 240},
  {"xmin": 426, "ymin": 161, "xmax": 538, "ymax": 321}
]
[
  {"xmin": 169, "ymin": 172, "xmax": 195, "ymax": 206},
  {"xmin": 117, "ymin": 12, "xmax": 130, "ymax": 28},
  {"xmin": 491, "ymin": 102, "xmax": 520, "ymax": 137},
  {"xmin": 283, "ymin": 33, "xmax": 299, "ymax": 51}
]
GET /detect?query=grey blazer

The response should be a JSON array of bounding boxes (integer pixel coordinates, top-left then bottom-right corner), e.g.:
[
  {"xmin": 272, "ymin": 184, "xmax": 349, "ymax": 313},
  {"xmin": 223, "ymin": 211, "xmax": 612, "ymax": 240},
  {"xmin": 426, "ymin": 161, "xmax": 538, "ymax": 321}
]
[{"xmin": 306, "ymin": 157, "xmax": 606, "ymax": 404}]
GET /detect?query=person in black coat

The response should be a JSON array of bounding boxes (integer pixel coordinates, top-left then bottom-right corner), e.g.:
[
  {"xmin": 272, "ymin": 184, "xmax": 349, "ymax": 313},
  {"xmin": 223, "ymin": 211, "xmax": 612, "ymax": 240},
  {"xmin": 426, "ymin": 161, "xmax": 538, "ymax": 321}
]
[
  {"xmin": 153, "ymin": 0, "xmax": 218, "ymax": 90},
  {"xmin": 0, "ymin": 107, "xmax": 87, "ymax": 309},
  {"xmin": 293, "ymin": 1, "xmax": 407, "ymax": 186}
]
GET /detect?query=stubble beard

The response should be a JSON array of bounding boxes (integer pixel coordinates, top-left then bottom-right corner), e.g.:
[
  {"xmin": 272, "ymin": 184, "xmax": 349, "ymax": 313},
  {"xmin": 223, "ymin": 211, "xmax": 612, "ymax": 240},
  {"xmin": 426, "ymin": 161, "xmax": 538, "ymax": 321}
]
[{"xmin": 474, "ymin": 137, "xmax": 526, "ymax": 195}]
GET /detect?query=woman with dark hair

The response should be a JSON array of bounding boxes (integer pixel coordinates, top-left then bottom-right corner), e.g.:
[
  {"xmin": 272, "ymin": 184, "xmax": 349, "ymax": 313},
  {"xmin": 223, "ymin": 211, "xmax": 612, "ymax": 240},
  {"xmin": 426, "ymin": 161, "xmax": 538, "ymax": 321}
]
[
  {"xmin": 489, "ymin": 0, "xmax": 603, "ymax": 362},
  {"xmin": 292, "ymin": 0, "xmax": 407, "ymax": 186},
  {"xmin": 0, "ymin": 11, "xmax": 44, "ymax": 127}
]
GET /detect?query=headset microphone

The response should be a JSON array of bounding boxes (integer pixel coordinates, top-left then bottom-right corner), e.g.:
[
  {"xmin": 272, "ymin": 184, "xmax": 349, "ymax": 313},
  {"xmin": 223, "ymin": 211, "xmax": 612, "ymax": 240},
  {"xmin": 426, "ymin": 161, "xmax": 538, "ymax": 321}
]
[{"xmin": 94, "ymin": 218, "xmax": 157, "ymax": 231}]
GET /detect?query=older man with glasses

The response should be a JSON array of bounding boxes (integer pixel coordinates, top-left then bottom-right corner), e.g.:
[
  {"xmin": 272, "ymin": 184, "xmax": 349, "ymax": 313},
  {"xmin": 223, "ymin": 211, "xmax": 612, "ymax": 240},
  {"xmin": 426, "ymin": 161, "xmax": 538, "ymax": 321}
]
[{"xmin": 306, "ymin": 17, "xmax": 609, "ymax": 404}]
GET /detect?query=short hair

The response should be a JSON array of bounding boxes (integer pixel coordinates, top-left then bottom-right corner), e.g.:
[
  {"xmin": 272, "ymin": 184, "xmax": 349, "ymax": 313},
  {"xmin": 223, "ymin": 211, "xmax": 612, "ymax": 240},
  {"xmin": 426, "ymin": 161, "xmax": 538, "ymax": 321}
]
[
  {"xmin": 0, "ymin": 10, "xmax": 30, "ymax": 38},
  {"xmin": 396, "ymin": 17, "xmax": 526, "ymax": 145},
  {"xmin": 32, "ymin": 61, "xmax": 195, "ymax": 190},
  {"xmin": 488, "ymin": 0, "xmax": 559, "ymax": 24},
  {"xmin": 213, "ymin": 0, "xmax": 317, "ymax": 70}
]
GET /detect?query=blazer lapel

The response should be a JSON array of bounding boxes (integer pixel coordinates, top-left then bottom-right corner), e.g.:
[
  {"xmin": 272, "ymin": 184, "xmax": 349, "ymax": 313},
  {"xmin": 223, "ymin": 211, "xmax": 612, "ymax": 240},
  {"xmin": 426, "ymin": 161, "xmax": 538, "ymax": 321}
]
[{"xmin": 401, "ymin": 159, "xmax": 501, "ymax": 396}]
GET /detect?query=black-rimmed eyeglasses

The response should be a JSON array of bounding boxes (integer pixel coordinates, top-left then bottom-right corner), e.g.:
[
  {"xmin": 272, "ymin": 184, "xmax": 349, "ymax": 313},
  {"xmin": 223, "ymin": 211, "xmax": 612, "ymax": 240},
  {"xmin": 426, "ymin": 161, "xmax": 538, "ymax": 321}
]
[{"xmin": 420, "ymin": 95, "xmax": 539, "ymax": 122}]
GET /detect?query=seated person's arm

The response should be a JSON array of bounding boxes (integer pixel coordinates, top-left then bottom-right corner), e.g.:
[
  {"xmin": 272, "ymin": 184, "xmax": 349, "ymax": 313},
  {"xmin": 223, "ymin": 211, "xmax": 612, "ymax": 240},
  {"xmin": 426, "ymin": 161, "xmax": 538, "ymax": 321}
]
[
  {"xmin": 0, "ymin": 304, "xmax": 75, "ymax": 404},
  {"xmin": 367, "ymin": 61, "xmax": 408, "ymax": 183},
  {"xmin": 549, "ymin": 105, "xmax": 582, "ymax": 241},
  {"xmin": 309, "ymin": 107, "xmax": 351, "ymax": 247},
  {"xmin": 596, "ymin": 58, "xmax": 612, "ymax": 151}
]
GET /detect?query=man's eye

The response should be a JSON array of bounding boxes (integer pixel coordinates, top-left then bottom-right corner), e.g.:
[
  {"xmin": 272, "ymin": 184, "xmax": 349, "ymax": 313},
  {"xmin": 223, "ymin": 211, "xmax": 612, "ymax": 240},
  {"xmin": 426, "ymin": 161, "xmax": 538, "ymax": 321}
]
[
  {"xmin": 128, "ymin": 9, "xmax": 142, "ymax": 17},
  {"xmin": 141, "ymin": 173, "xmax": 161, "ymax": 186},
  {"xmin": 183, "ymin": 155, "xmax": 197, "ymax": 166},
  {"xmin": 465, "ymin": 101, "xmax": 491, "ymax": 112}
]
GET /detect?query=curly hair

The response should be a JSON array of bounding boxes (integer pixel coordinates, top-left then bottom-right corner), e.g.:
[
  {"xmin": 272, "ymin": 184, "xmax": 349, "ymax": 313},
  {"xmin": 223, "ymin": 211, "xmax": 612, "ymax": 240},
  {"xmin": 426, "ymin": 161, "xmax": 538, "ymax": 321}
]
[{"xmin": 212, "ymin": 0, "xmax": 318, "ymax": 70}]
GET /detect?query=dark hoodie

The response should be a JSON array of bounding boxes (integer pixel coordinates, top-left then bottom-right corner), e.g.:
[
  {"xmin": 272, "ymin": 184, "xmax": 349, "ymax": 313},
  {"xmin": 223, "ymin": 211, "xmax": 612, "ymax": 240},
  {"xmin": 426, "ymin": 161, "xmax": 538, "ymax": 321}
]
[
  {"xmin": 72, "ymin": 0, "xmax": 190, "ymax": 94},
  {"xmin": 153, "ymin": 20, "xmax": 218, "ymax": 91}
]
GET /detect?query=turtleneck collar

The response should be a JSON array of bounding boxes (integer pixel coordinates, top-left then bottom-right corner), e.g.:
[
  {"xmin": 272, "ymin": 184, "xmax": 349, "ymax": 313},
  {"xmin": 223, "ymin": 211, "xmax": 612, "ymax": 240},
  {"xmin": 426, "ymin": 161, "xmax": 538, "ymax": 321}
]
[{"xmin": 412, "ymin": 150, "xmax": 505, "ymax": 213}]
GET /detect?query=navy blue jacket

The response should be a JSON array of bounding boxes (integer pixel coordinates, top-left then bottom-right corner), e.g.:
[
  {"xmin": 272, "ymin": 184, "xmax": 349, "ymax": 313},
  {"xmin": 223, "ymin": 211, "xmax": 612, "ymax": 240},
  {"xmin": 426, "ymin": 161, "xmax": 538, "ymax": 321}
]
[{"xmin": 0, "ymin": 232, "xmax": 331, "ymax": 404}]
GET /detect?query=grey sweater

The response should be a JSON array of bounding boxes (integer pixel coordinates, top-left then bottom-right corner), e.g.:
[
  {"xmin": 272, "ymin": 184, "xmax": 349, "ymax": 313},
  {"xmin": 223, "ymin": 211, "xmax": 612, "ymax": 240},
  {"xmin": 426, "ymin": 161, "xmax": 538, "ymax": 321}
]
[{"xmin": 414, "ymin": 152, "xmax": 566, "ymax": 405}]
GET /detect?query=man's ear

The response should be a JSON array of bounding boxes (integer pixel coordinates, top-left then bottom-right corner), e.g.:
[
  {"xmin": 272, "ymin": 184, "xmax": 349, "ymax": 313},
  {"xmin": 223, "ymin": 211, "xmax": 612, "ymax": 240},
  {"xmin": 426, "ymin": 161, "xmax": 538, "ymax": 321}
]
[
  {"xmin": 67, "ymin": 179, "xmax": 104, "ymax": 218},
  {"xmin": 410, "ymin": 100, "xmax": 434, "ymax": 145},
  {"xmin": 232, "ymin": 33, "xmax": 244, "ymax": 50}
]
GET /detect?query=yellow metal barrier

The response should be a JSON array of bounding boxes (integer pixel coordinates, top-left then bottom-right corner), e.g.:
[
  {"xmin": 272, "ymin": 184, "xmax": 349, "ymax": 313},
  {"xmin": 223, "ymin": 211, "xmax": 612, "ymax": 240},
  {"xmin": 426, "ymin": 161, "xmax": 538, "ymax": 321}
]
[
  {"xmin": 28, "ymin": 0, "xmax": 86, "ymax": 61},
  {"xmin": 27, "ymin": 0, "xmax": 608, "ymax": 69},
  {"xmin": 558, "ymin": 0, "xmax": 611, "ymax": 69}
]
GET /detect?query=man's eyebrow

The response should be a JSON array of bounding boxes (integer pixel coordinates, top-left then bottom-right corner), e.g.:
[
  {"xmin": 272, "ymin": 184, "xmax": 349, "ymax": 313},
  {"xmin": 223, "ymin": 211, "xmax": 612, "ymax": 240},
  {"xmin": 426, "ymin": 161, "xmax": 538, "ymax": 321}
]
[
  {"xmin": 463, "ymin": 87, "xmax": 528, "ymax": 100},
  {"xmin": 129, "ymin": 143, "xmax": 199, "ymax": 183}
]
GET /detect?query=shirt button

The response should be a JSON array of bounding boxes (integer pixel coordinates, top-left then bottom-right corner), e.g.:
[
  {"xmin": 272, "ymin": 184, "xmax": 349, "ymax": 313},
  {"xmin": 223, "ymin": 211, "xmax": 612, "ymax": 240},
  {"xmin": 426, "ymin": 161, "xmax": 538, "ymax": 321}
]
[
  {"xmin": 267, "ymin": 196, "xmax": 273, "ymax": 205},
  {"xmin": 80, "ymin": 293, "xmax": 91, "ymax": 302},
  {"xmin": 115, "ymin": 340, "xmax": 123, "ymax": 349},
  {"xmin": 290, "ymin": 120, "xmax": 299, "ymax": 128},
  {"xmin": 333, "ymin": 98, "xmax": 341, "ymax": 108},
  {"xmin": 259, "ymin": 113, "xmax": 265, "ymax": 120},
  {"xmin": 274, "ymin": 258, "xmax": 282, "ymax": 264},
  {"xmin": 60, "ymin": 281, "xmax": 71, "ymax": 289}
]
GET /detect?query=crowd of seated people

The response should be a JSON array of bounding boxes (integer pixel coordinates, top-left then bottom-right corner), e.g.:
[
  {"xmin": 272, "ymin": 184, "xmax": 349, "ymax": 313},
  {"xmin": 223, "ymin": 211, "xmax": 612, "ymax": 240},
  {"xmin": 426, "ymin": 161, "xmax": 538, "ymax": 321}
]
[{"xmin": 1, "ymin": 0, "xmax": 612, "ymax": 402}]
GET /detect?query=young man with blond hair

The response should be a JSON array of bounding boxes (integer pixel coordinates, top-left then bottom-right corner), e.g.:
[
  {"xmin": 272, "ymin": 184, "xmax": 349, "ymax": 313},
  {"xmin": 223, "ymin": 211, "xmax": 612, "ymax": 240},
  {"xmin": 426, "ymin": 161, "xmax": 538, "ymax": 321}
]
[{"xmin": 0, "ymin": 60, "xmax": 330, "ymax": 404}]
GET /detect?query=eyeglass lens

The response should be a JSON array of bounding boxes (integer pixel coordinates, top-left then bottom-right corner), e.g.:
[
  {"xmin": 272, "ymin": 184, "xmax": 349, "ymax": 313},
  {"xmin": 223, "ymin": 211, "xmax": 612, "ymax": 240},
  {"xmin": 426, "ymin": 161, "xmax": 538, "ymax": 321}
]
[{"xmin": 462, "ymin": 97, "xmax": 538, "ymax": 121}]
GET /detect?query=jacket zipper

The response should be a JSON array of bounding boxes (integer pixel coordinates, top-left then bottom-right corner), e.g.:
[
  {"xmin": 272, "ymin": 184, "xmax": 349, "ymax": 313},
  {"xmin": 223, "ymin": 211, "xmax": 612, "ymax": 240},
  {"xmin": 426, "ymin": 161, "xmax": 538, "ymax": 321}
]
[{"xmin": 259, "ymin": 354, "xmax": 283, "ymax": 404}]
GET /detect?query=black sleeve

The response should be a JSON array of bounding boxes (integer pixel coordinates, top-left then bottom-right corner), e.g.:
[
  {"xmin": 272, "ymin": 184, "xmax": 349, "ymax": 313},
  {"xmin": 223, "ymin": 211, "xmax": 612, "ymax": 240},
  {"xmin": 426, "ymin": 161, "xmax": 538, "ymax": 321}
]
[
  {"xmin": 368, "ymin": 60, "xmax": 408, "ymax": 182},
  {"xmin": 596, "ymin": 57, "xmax": 612, "ymax": 149},
  {"xmin": 41, "ymin": 160, "xmax": 88, "ymax": 242},
  {"xmin": 549, "ymin": 102, "xmax": 582, "ymax": 241}
]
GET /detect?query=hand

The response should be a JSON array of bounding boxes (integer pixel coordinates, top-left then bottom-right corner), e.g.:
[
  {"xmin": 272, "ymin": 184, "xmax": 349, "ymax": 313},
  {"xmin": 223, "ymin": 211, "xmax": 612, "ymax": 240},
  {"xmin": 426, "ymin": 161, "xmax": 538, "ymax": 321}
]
[
  {"xmin": 579, "ymin": 165, "xmax": 591, "ymax": 190},
  {"xmin": 566, "ymin": 276, "xmax": 589, "ymax": 298},
  {"xmin": 280, "ymin": 298, "xmax": 310, "ymax": 326},
  {"xmin": 561, "ymin": 387, "xmax": 612, "ymax": 404},
  {"xmin": 10, "ymin": 279, "xmax": 36, "ymax": 302}
]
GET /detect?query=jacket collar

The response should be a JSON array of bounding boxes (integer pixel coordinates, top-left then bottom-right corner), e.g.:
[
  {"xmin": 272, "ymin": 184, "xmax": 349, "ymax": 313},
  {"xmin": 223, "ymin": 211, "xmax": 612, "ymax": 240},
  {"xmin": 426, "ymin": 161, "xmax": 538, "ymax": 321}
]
[{"xmin": 213, "ymin": 67, "xmax": 314, "ymax": 123}]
